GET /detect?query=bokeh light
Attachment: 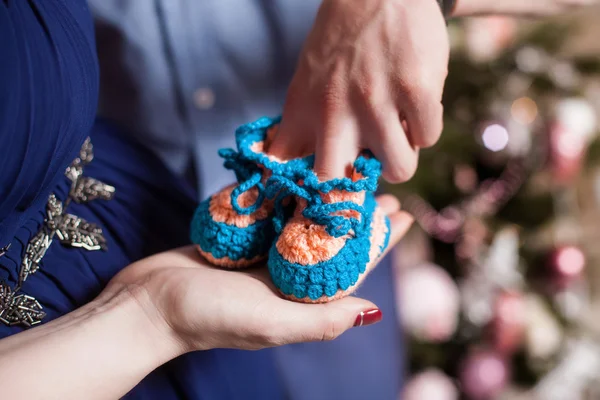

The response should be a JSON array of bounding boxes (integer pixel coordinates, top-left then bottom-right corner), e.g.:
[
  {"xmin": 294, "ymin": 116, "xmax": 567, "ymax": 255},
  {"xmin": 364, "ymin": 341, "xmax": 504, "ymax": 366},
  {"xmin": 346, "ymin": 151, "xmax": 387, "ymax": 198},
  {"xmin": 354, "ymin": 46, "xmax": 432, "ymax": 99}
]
[
  {"xmin": 511, "ymin": 97, "xmax": 538, "ymax": 125},
  {"xmin": 482, "ymin": 124, "xmax": 509, "ymax": 152},
  {"xmin": 556, "ymin": 98, "xmax": 598, "ymax": 141},
  {"xmin": 556, "ymin": 246, "xmax": 586, "ymax": 277}
]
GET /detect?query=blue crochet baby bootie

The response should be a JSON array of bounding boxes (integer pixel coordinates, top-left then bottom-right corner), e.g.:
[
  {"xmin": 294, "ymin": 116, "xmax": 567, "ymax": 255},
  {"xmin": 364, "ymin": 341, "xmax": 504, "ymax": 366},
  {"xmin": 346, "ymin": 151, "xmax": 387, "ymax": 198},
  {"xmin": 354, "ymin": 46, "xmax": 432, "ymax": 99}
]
[
  {"xmin": 267, "ymin": 154, "xmax": 391, "ymax": 303},
  {"xmin": 190, "ymin": 117, "xmax": 313, "ymax": 268}
]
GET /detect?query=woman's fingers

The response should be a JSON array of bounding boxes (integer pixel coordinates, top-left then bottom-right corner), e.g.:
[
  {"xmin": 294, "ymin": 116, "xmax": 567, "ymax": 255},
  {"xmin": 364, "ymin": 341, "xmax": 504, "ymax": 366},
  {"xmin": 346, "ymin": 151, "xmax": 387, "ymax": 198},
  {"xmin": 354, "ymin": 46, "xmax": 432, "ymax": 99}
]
[
  {"xmin": 376, "ymin": 194, "xmax": 400, "ymax": 214},
  {"xmin": 268, "ymin": 296, "xmax": 380, "ymax": 345},
  {"xmin": 376, "ymin": 194, "xmax": 414, "ymax": 247},
  {"xmin": 376, "ymin": 194, "xmax": 414, "ymax": 256},
  {"xmin": 386, "ymin": 211, "xmax": 414, "ymax": 250}
]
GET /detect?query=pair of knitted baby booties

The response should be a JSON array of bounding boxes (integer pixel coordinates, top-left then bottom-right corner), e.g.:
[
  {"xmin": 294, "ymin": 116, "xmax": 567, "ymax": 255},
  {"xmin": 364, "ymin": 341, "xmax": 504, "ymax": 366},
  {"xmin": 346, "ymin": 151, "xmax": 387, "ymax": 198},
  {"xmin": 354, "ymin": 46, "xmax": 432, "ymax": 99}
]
[{"xmin": 190, "ymin": 117, "xmax": 391, "ymax": 303}]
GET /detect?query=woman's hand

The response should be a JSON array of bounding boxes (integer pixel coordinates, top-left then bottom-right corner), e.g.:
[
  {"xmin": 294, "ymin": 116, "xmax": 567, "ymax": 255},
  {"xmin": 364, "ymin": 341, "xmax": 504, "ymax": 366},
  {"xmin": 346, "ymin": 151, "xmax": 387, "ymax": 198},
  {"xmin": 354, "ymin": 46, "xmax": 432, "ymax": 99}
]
[
  {"xmin": 453, "ymin": 0, "xmax": 597, "ymax": 16},
  {"xmin": 0, "ymin": 195, "xmax": 410, "ymax": 400},
  {"xmin": 270, "ymin": 0, "xmax": 449, "ymax": 183},
  {"xmin": 106, "ymin": 195, "xmax": 413, "ymax": 354}
]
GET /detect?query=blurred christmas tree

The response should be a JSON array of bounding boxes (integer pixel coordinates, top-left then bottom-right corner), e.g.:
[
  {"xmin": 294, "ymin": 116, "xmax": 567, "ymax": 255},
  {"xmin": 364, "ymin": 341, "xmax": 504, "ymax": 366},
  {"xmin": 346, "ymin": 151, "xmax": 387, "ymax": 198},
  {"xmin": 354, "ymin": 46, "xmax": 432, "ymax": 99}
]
[{"xmin": 389, "ymin": 14, "xmax": 600, "ymax": 400}]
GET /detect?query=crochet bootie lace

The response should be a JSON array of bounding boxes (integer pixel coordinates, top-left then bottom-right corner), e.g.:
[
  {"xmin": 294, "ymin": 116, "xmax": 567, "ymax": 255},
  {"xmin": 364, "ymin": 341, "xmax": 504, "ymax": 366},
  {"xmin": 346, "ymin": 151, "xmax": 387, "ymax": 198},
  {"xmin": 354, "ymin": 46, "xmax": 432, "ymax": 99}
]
[
  {"xmin": 266, "ymin": 154, "xmax": 391, "ymax": 303},
  {"xmin": 190, "ymin": 116, "xmax": 313, "ymax": 268},
  {"xmin": 218, "ymin": 147, "xmax": 266, "ymax": 215}
]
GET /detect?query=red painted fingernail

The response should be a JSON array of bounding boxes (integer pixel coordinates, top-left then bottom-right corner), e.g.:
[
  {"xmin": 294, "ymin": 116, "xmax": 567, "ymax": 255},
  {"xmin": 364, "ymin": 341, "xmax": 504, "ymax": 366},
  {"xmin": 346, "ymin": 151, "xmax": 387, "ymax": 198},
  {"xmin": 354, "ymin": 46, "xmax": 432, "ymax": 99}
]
[{"xmin": 353, "ymin": 308, "xmax": 383, "ymax": 327}]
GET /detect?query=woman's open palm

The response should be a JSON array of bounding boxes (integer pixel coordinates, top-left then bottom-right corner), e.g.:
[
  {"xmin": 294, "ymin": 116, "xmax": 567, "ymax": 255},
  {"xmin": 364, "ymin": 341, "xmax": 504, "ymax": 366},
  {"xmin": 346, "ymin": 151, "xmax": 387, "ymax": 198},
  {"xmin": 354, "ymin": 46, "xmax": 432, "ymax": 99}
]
[{"xmin": 106, "ymin": 195, "xmax": 413, "ymax": 353}]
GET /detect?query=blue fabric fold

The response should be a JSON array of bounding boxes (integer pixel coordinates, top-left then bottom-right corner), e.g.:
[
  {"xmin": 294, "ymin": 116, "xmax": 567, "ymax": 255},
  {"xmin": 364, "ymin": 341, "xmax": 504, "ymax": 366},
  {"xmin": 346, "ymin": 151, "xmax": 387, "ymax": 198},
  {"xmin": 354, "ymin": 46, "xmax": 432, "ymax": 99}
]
[{"xmin": 0, "ymin": 0, "xmax": 99, "ymax": 247}]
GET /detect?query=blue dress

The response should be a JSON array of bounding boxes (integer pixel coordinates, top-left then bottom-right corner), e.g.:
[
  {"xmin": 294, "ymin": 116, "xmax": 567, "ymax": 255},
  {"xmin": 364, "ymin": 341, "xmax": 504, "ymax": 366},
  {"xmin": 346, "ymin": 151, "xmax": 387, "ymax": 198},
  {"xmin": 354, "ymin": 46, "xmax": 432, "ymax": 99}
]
[{"xmin": 0, "ymin": 1, "xmax": 403, "ymax": 399}]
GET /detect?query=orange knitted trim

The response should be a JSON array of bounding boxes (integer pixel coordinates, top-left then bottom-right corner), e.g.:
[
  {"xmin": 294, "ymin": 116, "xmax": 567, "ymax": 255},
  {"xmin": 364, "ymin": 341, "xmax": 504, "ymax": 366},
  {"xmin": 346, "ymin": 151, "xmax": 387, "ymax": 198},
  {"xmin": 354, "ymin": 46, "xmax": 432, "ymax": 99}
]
[
  {"xmin": 196, "ymin": 245, "xmax": 265, "ymax": 268},
  {"xmin": 320, "ymin": 165, "xmax": 365, "ymax": 218},
  {"xmin": 276, "ymin": 216, "xmax": 348, "ymax": 265},
  {"xmin": 276, "ymin": 189, "xmax": 368, "ymax": 265},
  {"xmin": 282, "ymin": 204, "xmax": 389, "ymax": 303},
  {"xmin": 322, "ymin": 190, "xmax": 365, "ymax": 220},
  {"xmin": 209, "ymin": 184, "xmax": 273, "ymax": 228},
  {"xmin": 321, "ymin": 190, "xmax": 365, "ymax": 205}
]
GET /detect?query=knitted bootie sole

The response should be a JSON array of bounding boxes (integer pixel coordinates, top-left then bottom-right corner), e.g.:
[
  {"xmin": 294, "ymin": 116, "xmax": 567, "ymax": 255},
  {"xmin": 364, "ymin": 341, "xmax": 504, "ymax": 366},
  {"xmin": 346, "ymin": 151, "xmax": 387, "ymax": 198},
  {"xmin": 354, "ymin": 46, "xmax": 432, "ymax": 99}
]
[
  {"xmin": 191, "ymin": 183, "xmax": 274, "ymax": 268},
  {"xmin": 197, "ymin": 247, "xmax": 265, "ymax": 268}
]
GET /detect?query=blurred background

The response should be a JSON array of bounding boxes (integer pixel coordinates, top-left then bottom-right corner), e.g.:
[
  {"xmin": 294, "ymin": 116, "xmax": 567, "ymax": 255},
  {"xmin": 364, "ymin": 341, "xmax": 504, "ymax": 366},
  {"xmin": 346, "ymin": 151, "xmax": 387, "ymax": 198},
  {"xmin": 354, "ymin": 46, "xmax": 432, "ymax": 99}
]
[{"xmin": 389, "ymin": 6, "xmax": 600, "ymax": 400}]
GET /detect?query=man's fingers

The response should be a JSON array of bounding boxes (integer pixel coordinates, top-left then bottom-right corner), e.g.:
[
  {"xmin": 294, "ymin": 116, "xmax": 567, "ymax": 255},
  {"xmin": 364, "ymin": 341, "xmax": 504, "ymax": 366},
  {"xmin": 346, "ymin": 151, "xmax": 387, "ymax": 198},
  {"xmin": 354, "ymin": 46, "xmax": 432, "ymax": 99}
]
[
  {"xmin": 369, "ymin": 112, "xmax": 419, "ymax": 183},
  {"xmin": 400, "ymin": 84, "xmax": 444, "ymax": 149},
  {"xmin": 269, "ymin": 116, "xmax": 311, "ymax": 161},
  {"xmin": 314, "ymin": 116, "xmax": 360, "ymax": 180}
]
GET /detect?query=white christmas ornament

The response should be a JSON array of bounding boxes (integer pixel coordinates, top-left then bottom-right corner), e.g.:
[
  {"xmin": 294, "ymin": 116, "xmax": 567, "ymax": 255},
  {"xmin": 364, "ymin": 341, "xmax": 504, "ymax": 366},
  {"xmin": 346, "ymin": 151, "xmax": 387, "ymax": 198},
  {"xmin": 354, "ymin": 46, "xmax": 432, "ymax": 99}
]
[
  {"xmin": 483, "ymin": 227, "xmax": 523, "ymax": 288},
  {"xmin": 460, "ymin": 273, "xmax": 495, "ymax": 327},
  {"xmin": 515, "ymin": 47, "xmax": 548, "ymax": 74},
  {"xmin": 525, "ymin": 295, "xmax": 563, "ymax": 359},
  {"xmin": 533, "ymin": 339, "xmax": 600, "ymax": 400},
  {"xmin": 555, "ymin": 98, "xmax": 598, "ymax": 143},
  {"xmin": 398, "ymin": 263, "xmax": 460, "ymax": 342},
  {"xmin": 403, "ymin": 369, "xmax": 458, "ymax": 400},
  {"xmin": 549, "ymin": 61, "xmax": 580, "ymax": 89}
]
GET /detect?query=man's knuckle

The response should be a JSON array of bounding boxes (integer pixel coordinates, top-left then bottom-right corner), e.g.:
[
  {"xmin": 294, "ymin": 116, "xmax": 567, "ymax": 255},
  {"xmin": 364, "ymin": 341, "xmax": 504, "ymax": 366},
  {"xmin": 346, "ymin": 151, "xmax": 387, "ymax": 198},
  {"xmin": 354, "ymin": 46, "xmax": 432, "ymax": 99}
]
[
  {"xmin": 399, "ymin": 72, "xmax": 441, "ymax": 104},
  {"xmin": 320, "ymin": 88, "xmax": 344, "ymax": 114},
  {"xmin": 397, "ymin": 78, "xmax": 418, "ymax": 96}
]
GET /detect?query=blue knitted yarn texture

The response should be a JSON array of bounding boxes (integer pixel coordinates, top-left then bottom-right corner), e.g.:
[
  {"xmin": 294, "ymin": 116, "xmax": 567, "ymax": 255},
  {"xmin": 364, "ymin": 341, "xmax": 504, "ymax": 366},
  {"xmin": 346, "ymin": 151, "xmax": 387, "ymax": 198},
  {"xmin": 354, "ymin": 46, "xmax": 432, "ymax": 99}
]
[
  {"xmin": 235, "ymin": 116, "xmax": 314, "ymax": 173},
  {"xmin": 190, "ymin": 115, "xmax": 390, "ymax": 291},
  {"xmin": 189, "ymin": 116, "xmax": 313, "ymax": 264},
  {"xmin": 269, "ymin": 193, "xmax": 391, "ymax": 300},
  {"xmin": 267, "ymin": 155, "xmax": 391, "ymax": 301},
  {"xmin": 190, "ymin": 199, "xmax": 274, "ymax": 261}
]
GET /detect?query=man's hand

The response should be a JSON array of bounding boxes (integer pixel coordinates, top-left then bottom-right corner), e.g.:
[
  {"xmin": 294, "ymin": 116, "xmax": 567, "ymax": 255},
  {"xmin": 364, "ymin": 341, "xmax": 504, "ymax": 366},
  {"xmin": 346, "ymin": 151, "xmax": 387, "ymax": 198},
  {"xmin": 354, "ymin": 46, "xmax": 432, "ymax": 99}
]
[{"xmin": 271, "ymin": 0, "xmax": 449, "ymax": 183}]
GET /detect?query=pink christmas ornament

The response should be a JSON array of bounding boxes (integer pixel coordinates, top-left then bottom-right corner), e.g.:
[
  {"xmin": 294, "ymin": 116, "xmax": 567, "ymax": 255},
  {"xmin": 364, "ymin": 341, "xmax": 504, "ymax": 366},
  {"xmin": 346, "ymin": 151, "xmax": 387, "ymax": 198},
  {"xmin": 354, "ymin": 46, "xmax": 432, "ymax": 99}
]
[
  {"xmin": 547, "ymin": 121, "xmax": 586, "ymax": 184},
  {"xmin": 454, "ymin": 165, "xmax": 478, "ymax": 194},
  {"xmin": 548, "ymin": 245, "xmax": 586, "ymax": 288},
  {"xmin": 398, "ymin": 263, "xmax": 460, "ymax": 342},
  {"xmin": 459, "ymin": 350, "xmax": 509, "ymax": 400},
  {"xmin": 548, "ymin": 98, "xmax": 597, "ymax": 185},
  {"xmin": 403, "ymin": 369, "xmax": 458, "ymax": 400},
  {"xmin": 491, "ymin": 291, "xmax": 526, "ymax": 354}
]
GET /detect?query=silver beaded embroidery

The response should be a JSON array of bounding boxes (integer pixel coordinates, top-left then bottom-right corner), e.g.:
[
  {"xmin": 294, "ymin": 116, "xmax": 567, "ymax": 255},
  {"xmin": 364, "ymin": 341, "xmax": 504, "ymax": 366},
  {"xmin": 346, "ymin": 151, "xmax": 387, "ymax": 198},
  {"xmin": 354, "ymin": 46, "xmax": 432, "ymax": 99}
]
[
  {"xmin": 0, "ymin": 245, "xmax": 9, "ymax": 258},
  {"xmin": 0, "ymin": 283, "xmax": 45, "ymax": 327},
  {"xmin": 65, "ymin": 138, "xmax": 115, "ymax": 204},
  {"xmin": 0, "ymin": 138, "xmax": 114, "ymax": 327}
]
